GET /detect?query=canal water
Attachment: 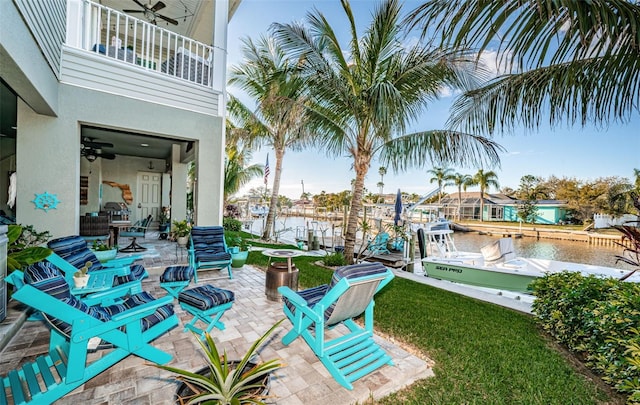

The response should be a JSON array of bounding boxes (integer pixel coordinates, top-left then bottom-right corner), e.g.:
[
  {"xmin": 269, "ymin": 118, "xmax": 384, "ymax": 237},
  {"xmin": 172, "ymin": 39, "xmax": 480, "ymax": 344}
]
[{"xmin": 247, "ymin": 216, "xmax": 635, "ymax": 271}]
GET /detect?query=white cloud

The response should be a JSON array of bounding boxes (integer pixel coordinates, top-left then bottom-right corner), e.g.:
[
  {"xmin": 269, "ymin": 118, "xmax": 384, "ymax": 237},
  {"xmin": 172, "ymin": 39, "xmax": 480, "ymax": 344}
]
[{"xmin": 477, "ymin": 49, "xmax": 516, "ymax": 77}]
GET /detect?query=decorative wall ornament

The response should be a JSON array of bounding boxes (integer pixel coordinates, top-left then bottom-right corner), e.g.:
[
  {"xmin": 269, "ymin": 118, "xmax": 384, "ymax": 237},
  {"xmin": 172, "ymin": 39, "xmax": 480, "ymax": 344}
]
[
  {"xmin": 32, "ymin": 192, "xmax": 60, "ymax": 212},
  {"xmin": 102, "ymin": 181, "xmax": 133, "ymax": 204}
]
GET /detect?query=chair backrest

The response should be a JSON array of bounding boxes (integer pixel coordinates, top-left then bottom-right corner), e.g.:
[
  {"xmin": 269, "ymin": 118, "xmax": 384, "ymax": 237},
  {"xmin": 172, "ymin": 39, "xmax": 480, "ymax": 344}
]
[
  {"xmin": 323, "ymin": 262, "xmax": 392, "ymax": 326},
  {"xmin": 22, "ymin": 261, "xmax": 111, "ymax": 337},
  {"xmin": 48, "ymin": 235, "xmax": 102, "ymax": 272},
  {"xmin": 190, "ymin": 226, "xmax": 227, "ymax": 253},
  {"xmin": 128, "ymin": 215, "xmax": 152, "ymax": 233}
]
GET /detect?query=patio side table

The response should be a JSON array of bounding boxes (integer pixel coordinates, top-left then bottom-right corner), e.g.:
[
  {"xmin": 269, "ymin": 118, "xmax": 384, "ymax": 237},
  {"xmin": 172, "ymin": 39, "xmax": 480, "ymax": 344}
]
[{"xmin": 262, "ymin": 249, "xmax": 302, "ymax": 301}]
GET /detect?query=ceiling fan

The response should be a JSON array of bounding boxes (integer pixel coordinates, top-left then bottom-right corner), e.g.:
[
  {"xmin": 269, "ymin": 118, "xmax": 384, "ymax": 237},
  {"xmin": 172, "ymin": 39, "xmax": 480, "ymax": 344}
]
[
  {"xmin": 81, "ymin": 137, "xmax": 116, "ymax": 161},
  {"xmin": 123, "ymin": 0, "xmax": 179, "ymax": 26}
]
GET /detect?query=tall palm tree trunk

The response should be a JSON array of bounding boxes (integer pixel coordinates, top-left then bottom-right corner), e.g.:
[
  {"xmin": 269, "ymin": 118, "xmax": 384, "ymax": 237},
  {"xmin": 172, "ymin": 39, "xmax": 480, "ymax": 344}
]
[
  {"xmin": 344, "ymin": 156, "xmax": 369, "ymax": 264},
  {"xmin": 262, "ymin": 148, "xmax": 285, "ymax": 240}
]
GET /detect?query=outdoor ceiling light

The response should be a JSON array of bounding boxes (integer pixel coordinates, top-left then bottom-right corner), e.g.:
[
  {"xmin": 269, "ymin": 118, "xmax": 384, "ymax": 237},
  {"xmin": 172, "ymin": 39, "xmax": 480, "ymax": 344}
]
[{"xmin": 85, "ymin": 153, "xmax": 97, "ymax": 162}]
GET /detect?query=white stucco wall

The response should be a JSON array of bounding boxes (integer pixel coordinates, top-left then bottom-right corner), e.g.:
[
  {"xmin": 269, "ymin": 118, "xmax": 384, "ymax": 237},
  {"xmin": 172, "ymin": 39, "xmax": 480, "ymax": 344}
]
[{"xmin": 15, "ymin": 83, "xmax": 224, "ymax": 238}]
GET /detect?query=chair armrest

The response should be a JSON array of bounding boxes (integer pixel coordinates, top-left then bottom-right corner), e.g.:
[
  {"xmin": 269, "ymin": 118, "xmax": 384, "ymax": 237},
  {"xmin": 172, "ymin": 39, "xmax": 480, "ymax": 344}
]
[
  {"xmin": 81, "ymin": 283, "xmax": 138, "ymax": 306},
  {"xmin": 278, "ymin": 286, "xmax": 323, "ymax": 321},
  {"xmin": 103, "ymin": 256, "xmax": 141, "ymax": 267},
  {"xmin": 94, "ymin": 265, "xmax": 131, "ymax": 277}
]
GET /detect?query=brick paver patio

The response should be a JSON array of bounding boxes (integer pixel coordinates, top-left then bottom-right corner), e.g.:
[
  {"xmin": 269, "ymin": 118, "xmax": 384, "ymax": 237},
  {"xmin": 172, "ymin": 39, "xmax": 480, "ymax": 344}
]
[{"xmin": 0, "ymin": 234, "xmax": 433, "ymax": 404}]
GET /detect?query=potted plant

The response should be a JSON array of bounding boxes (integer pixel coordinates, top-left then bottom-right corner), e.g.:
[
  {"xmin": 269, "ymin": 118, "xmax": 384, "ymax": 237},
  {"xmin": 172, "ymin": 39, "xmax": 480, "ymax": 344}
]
[
  {"xmin": 7, "ymin": 224, "xmax": 52, "ymax": 273},
  {"xmin": 172, "ymin": 220, "xmax": 191, "ymax": 247},
  {"xmin": 73, "ymin": 261, "xmax": 91, "ymax": 289},
  {"xmin": 154, "ymin": 319, "xmax": 284, "ymax": 404},
  {"xmin": 226, "ymin": 232, "xmax": 251, "ymax": 268},
  {"xmin": 90, "ymin": 239, "xmax": 118, "ymax": 262}
]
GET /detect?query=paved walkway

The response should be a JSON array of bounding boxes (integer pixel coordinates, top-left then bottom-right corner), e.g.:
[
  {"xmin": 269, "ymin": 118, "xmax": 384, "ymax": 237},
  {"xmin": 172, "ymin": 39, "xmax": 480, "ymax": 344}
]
[{"xmin": 0, "ymin": 233, "xmax": 433, "ymax": 404}]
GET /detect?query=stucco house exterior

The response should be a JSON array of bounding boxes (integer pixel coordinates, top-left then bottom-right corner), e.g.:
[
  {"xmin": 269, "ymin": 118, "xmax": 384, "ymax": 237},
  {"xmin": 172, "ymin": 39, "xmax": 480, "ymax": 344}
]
[
  {"xmin": 440, "ymin": 192, "xmax": 569, "ymax": 224},
  {"xmin": 0, "ymin": 0, "xmax": 240, "ymax": 238}
]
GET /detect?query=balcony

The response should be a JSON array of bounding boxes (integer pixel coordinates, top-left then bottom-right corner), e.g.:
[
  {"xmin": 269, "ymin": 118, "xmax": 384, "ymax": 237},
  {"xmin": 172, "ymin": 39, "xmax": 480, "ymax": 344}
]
[{"xmin": 62, "ymin": 0, "xmax": 227, "ymax": 116}]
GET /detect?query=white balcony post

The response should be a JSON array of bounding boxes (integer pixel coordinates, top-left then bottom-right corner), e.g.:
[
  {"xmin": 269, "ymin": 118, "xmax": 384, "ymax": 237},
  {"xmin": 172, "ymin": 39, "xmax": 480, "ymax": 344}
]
[
  {"xmin": 212, "ymin": 0, "xmax": 229, "ymax": 115},
  {"xmin": 66, "ymin": 0, "xmax": 83, "ymax": 48}
]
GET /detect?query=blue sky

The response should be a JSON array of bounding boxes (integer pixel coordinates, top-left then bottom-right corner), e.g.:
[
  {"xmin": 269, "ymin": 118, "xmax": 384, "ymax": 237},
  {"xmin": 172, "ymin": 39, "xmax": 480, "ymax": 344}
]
[{"xmin": 227, "ymin": 0, "xmax": 640, "ymax": 200}]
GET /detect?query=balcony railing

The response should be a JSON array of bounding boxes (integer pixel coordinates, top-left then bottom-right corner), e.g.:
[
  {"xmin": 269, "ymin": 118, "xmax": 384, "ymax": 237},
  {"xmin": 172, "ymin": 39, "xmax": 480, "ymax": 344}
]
[{"xmin": 80, "ymin": 0, "xmax": 214, "ymax": 88}]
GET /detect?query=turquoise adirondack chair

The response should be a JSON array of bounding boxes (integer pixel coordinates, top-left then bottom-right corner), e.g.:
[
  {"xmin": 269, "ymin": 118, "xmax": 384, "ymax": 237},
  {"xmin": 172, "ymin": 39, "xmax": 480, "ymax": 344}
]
[
  {"xmin": 278, "ymin": 262, "xmax": 395, "ymax": 390},
  {"xmin": 188, "ymin": 226, "xmax": 232, "ymax": 282},
  {"xmin": 48, "ymin": 235, "xmax": 147, "ymax": 291},
  {"xmin": 366, "ymin": 232, "xmax": 391, "ymax": 255},
  {"xmin": 1, "ymin": 262, "xmax": 178, "ymax": 404}
]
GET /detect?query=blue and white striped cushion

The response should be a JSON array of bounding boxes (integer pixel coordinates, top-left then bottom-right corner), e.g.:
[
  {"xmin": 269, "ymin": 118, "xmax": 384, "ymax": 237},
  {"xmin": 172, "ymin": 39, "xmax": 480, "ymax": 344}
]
[
  {"xmin": 161, "ymin": 265, "xmax": 194, "ymax": 282},
  {"xmin": 49, "ymin": 234, "xmax": 147, "ymax": 284},
  {"xmin": 48, "ymin": 235, "xmax": 102, "ymax": 272},
  {"xmin": 103, "ymin": 291, "xmax": 175, "ymax": 331},
  {"xmin": 191, "ymin": 227, "xmax": 231, "ymax": 262},
  {"xmin": 178, "ymin": 285, "xmax": 234, "ymax": 310},
  {"xmin": 24, "ymin": 262, "xmax": 111, "ymax": 336},
  {"xmin": 282, "ymin": 284, "xmax": 328, "ymax": 315}
]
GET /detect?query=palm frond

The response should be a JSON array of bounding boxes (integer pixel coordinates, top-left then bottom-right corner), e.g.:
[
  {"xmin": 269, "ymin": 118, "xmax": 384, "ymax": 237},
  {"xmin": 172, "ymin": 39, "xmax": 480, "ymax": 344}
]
[{"xmin": 379, "ymin": 130, "xmax": 504, "ymax": 172}]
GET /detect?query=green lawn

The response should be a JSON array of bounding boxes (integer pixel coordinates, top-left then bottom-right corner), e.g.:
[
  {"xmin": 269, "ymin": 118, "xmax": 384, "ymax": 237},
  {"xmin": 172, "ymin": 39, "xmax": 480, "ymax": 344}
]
[{"xmin": 246, "ymin": 239, "xmax": 617, "ymax": 404}]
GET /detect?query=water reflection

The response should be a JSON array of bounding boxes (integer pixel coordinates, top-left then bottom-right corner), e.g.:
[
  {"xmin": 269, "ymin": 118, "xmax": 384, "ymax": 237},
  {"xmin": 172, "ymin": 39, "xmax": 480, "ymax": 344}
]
[
  {"xmin": 453, "ymin": 233, "xmax": 633, "ymax": 270},
  {"xmin": 249, "ymin": 216, "xmax": 635, "ymax": 271}
]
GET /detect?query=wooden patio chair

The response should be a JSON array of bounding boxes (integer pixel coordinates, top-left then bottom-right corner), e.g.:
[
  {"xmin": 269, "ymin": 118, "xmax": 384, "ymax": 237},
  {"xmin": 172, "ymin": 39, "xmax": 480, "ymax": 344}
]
[
  {"xmin": 47, "ymin": 235, "xmax": 147, "ymax": 290},
  {"xmin": 1, "ymin": 262, "xmax": 178, "ymax": 404},
  {"xmin": 278, "ymin": 262, "xmax": 395, "ymax": 390},
  {"xmin": 188, "ymin": 226, "xmax": 232, "ymax": 282}
]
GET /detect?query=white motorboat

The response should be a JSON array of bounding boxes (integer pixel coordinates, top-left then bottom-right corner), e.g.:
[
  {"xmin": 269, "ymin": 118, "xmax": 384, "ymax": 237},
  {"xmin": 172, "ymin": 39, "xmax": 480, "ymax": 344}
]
[{"xmin": 418, "ymin": 227, "xmax": 639, "ymax": 293}]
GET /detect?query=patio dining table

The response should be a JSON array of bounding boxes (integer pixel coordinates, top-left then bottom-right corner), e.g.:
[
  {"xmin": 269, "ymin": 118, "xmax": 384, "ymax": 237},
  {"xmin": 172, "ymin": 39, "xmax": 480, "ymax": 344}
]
[{"xmin": 109, "ymin": 220, "xmax": 131, "ymax": 248}]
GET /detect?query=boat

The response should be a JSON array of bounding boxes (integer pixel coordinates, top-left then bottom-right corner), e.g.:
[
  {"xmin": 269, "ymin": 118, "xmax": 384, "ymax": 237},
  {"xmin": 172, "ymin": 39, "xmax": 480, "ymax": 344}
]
[
  {"xmin": 250, "ymin": 205, "xmax": 269, "ymax": 218},
  {"xmin": 418, "ymin": 227, "xmax": 640, "ymax": 294}
]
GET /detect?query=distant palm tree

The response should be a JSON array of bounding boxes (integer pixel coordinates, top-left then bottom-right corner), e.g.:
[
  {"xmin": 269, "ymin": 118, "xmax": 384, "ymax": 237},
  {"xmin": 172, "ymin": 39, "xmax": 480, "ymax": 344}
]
[
  {"xmin": 405, "ymin": 1, "xmax": 640, "ymax": 135},
  {"xmin": 272, "ymin": 0, "xmax": 502, "ymax": 263},
  {"xmin": 228, "ymin": 36, "xmax": 311, "ymax": 240},
  {"xmin": 378, "ymin": 166, "xmax": 387, "ymax": 198},
  {"xmin": 451, "ymin": 172, "xmax": 473, "ymax": 220},
  {"xmin": 472, "ymin": 169, "xmax": 500, "ymax": 221},
  {"xmin": 427, "ymin": 167, "xmax": 455, "ymax": 205}
]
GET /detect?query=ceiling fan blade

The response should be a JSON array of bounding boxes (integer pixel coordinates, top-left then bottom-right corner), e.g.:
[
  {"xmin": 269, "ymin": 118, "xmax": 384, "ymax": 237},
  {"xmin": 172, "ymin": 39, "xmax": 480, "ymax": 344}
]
[
  {"xmin": 123, "ymin": 9, "xmax": 144, "ymax": 13},
  {"xmin": 83, "ymin": 141, "xmax": 114, "ymax": 149},
  {"xmin": 131, "ymin": 0, "xmax": 147, "ymax": 10},
  {"xmin": 157, "ymin": 14, "xmax": 179, "ymax": 25},
  {"xmin": 151, "ymin": 1, "xmax": 166, "ymax": 12},
  {"xmin": 99, "ymin": 152, "xmax": 116, "ymax": 160}
]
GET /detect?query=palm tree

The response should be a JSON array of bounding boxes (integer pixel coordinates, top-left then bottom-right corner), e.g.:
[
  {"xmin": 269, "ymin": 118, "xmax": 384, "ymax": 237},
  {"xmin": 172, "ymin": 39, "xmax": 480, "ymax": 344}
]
[
  {"xmin": 378, "ymin": 166, "xmax": 387, "ymax": 198},
  {"xmin": 223, "ymin": 121, "xmax": 263, "ymax": 204},
  {"xmin": 272, "ymin": 0, "xmax": 503, "ymax": 263},
  {"xmin": 427, "ymin": 167, "xmax": 455, "ymax": 205},
  {"xmin": 451, "ymin": 172, "xmax": 473, "ymax": 220},
  {"xmin": 405, "ymin": 1, "xmax": 640, "ymax": 135},
  {"xmin": 228, "ymin": 37, "xmax": 311, "ymax": 240},
  {"xmin": 472, "ymin": 169, "xmax": 500, "ymax": 221}
]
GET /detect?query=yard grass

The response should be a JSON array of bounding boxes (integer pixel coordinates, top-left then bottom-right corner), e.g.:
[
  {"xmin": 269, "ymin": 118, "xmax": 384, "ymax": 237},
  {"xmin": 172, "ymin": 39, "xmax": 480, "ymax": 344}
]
[{"xmin": 246, "ymin": 236, "xmax": 620, "ymax": 404}]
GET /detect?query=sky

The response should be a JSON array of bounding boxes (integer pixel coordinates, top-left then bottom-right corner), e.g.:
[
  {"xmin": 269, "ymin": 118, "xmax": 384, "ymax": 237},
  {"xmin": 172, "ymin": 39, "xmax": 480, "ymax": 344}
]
[{"xmin": 226, "ymin": 0, "xmax": 640, "ymax": 200}]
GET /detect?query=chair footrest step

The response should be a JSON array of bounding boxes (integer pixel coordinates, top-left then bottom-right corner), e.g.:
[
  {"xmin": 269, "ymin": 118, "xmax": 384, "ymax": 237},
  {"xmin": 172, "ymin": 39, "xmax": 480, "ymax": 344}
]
[
  {"xmin": 325, "ymin": 334, "xmax": 392, "ymax": 384},
  {"xmin": 2, "ymin": 352, "xmax": 67, "ymax": 404}
]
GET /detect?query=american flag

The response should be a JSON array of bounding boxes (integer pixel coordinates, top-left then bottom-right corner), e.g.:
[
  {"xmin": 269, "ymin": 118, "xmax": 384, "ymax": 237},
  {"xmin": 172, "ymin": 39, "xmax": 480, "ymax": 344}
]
[{"xmin": 264, "ymin": 154, "xmax": 270, "ymax": 185}]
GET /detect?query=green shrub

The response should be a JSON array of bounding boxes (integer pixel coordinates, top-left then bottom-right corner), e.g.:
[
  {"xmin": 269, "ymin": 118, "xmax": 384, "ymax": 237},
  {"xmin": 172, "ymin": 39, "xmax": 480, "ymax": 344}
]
[
  {"xmin": 223, "ymin": 217, "xmax": 242, "ymax": 232},
  {"xmin": 323, "ymin": 252, "xmax": 346, "ymax": 267},
  {"xmin": 532, "ymin": 272, "xmax": 640, "ymax": 402}
]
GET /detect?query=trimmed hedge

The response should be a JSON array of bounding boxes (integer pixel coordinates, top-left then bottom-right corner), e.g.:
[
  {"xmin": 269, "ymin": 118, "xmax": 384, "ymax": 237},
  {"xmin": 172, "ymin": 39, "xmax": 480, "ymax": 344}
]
[{"xmin": 532, "ymin": 272, "xmax": 640, "ymax": 403}]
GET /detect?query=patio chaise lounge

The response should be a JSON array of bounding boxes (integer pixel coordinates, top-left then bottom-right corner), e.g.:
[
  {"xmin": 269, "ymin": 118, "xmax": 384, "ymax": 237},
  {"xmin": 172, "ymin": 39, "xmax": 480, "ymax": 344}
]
[
  {"xmin": 2, "ymin": 261, "xmax": 178, "ymax": 404},
  {"xmin": 278, "ymin": 262, "xmax": 395, "ymax": 390}
]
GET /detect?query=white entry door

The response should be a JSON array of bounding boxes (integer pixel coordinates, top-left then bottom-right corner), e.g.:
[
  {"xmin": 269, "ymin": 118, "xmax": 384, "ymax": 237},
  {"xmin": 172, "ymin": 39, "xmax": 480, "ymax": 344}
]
[{"xmin": 137, "ymin": 172, "xmax": 162, "ymax": 226}]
